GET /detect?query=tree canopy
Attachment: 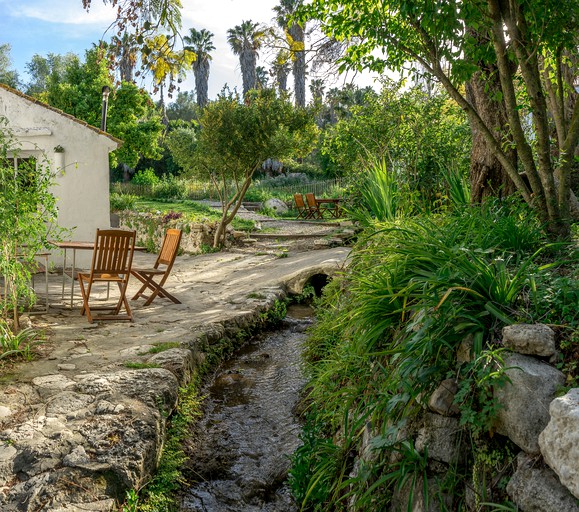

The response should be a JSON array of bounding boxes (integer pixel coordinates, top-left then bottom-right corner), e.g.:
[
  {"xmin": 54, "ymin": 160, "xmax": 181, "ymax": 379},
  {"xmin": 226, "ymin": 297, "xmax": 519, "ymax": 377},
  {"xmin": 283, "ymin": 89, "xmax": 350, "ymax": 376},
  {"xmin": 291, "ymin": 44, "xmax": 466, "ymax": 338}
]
[
  {"xmin": 192, "ymin": 89, "xmax": 318, "ymax": 246},
  {"xmin": 302, "ymin": 0, "xmax": 579, "ymax": 237},
  {"xmin": 39, "ymin": 47, "xmax": 164, "ymax": 170}
]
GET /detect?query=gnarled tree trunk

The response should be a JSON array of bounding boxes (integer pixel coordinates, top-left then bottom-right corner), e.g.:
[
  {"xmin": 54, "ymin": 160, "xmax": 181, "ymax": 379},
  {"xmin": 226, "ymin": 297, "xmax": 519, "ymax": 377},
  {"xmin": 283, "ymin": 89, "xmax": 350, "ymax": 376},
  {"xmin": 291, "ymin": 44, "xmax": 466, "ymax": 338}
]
[{"xmin": 466, "ymin": 69, "xmax": 517, "ymax": 203}]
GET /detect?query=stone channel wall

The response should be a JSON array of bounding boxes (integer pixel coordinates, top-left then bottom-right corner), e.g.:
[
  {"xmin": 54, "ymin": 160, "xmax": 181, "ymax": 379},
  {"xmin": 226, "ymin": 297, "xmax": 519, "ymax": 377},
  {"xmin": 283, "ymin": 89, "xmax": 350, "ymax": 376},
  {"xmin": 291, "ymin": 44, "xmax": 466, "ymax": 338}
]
[
  {"xmin": 115, "ymin": 211, "xmax": 241, "ymax": 253},
  {"xmin": 383, "ymin": 323, "xmax": 579, "ymax": 511},
  {"xmin": 0, "ymin": 291, "xmax": 286, "ymax": 511}
]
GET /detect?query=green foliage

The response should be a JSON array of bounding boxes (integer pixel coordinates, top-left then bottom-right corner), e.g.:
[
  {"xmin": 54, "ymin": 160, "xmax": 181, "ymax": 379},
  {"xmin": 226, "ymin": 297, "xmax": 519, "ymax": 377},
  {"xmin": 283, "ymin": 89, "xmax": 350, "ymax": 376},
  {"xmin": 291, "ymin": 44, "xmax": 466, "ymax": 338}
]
[
  {"xmin": 146, "ymin": 342, "xmax": 181, "ymax": 354},
  {"xmin": 529, "ymin": 268, "xmax": 579, "ymax": 327},
  {"xmin": 123, "ymin": 362, "xmax": 160, "ymax": 369},
  {"xmin": 39, "ymin": 47, "xmax": 111, "ymax": 128},
  {"xmin": 454, "ymin": 348, "xmax": 509, "ymax": 437},
  {"xmin": 289, "ymin": 414, "xmax": 347, "ymax": 509},
  {"xmin": 0, "ymin": 44, "xmax": 20, "ymax": 88},
  {"xmin": 38, "ymin": 48, "xmax": 164, "ymax": 170},
  {"xmin": 319, "ymin": 83, "xmax": 470, "ymax": 198},
  {"xmin": 164, "ymin": 125, "xmax": 197, "ymax": 172},
  {"xmin": 0, "ymin": 124, "xmax": 65, "ymax": 328},
  {"xmin": 149, "ymin": 176, "xmax": 189, "ymax": 200},
  {"xmin": 352, "ymin": 158, "xmax": 417, "ymax": 223},
  {"xmin": 134, "ymin": 381, "xmax": 203, "ymax": 512},
  {"xmin": 191, "ymin": 88, "xmax": 318, "ymax": 246},
  {"xmin": 292, "ymin": 201, "xmax": 567, "ymax": 510},
  {"xmin": 132, "ymin": 198, "xmax": 254, "ymax": 232},
  {"xmin": 301, "ymin": 0, "xmax": 579, "ymax": 238},
  {"xmin": 0, "ymin": 321, "xmax": 41, "ymax": 361},
  {"xmin": 108, "ymin": 82, "xmax": 164, "ymax": 168},
  {"xmin": 132, "ymin": 168, "xmax": 160, "ymax": 186},
  {"xmin": 110, "ymin": 193, "xmax": 138, "ymax": 211},
  {"xmin": 442, "ymin": 165, "xmax": 471, "ymax": 207}
]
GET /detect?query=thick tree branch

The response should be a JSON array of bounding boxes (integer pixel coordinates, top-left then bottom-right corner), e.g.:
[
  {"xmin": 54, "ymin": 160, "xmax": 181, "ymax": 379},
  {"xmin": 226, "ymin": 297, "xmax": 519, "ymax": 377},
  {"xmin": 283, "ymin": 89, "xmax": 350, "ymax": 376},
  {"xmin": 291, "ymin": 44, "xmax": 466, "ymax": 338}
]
[
  {"xmin": 403, "ymin": 22, "xmax": 533, "ymax": 203},
  {"xmin": 503, "ymin": 0, "xmax": 560, "ymax": 226}
]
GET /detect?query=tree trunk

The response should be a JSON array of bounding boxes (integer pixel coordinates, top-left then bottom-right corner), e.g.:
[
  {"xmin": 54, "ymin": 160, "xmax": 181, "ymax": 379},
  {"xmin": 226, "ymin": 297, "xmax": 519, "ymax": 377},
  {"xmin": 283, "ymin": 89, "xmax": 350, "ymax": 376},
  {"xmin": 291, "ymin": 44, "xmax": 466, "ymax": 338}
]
[
  {"xmin": 291, "ymin": 23, "xmax": 306, "ymax": 108},
  {"xmin": 465, "ymin": 70, "xmax": 517, "ymax": 203}
]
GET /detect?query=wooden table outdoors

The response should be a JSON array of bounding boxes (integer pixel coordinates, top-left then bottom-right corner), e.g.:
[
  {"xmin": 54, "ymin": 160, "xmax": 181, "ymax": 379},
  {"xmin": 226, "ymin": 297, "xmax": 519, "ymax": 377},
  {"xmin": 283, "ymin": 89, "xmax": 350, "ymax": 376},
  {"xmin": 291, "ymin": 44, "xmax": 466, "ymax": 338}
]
[{"xmin": 315, "ymin": 198, "xmax": 343, "ymax": 218}]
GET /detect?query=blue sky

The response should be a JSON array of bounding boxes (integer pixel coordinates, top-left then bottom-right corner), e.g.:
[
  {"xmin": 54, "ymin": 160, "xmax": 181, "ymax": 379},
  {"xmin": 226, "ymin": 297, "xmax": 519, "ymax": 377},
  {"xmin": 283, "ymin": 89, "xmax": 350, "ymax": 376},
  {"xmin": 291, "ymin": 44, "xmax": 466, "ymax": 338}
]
[
  {"xmin": 0, "ymin": 0, "xmax": 378, "ymax": 102},
  {"xmin": 0, "ymin": 0, "xmax": 283, "ymax": 99}
]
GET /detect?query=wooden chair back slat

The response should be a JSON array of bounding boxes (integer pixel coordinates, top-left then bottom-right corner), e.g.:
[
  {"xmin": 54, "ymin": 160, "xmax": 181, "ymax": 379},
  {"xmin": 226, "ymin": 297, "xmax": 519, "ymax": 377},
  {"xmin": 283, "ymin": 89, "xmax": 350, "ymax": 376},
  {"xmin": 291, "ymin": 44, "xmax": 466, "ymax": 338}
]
[
  {"xmin": 78, "ymin": 228, "xmax": 136, "ymax": 323},
  {"xmin": 91, "ymin": 229, "xmax": 135, "ymax": 275},
  {"xmin": 305, "ymin": 193, "xmax": 322, "ymax": 218},
  {"xmin": 156, "ymin": 229, "xmax": 182, "ymax": 268}
]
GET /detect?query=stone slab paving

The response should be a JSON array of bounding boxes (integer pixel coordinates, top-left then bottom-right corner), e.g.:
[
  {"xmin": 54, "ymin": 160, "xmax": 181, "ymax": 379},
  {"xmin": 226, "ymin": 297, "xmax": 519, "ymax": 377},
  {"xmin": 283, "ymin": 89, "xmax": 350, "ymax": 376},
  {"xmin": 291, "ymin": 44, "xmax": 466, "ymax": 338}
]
[{"xmin": 0, "ymin": 247, "xmax": 350, "ymax": 511}]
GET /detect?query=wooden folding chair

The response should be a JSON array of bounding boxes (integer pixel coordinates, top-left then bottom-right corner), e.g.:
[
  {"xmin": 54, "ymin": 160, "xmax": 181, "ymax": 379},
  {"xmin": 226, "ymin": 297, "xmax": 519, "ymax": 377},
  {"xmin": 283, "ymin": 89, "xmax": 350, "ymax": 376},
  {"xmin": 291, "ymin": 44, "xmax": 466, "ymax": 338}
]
[
  {"xmin": 78, "ymin": 229, "xmax": 136, "ymax": 324},
  {"xmin": 305, "ymin": 193, "xmax": 326, "ymax": 219},
  {"xmin": 131, "ymin": 228, "xmax": 182, "ymax": 306},
  {"xmin": 294, "ymin": 193, "xmax": 309, "ymax": 219}
]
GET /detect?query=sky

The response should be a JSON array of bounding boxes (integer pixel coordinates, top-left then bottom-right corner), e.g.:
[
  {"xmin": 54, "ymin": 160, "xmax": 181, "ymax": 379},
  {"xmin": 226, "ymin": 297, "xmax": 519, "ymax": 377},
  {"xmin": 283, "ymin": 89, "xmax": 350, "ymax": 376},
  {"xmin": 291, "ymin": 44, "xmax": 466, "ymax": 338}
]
[{"xmin": 0, "ymin": 0, "xmax": 379, "ymax": 102}]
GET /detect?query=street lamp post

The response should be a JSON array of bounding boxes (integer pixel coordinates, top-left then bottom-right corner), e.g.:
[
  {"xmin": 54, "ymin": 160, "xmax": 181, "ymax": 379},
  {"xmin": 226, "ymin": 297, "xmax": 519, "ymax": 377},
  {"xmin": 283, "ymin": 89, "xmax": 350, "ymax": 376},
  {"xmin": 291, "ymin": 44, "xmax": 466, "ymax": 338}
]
[{"xmin": 101, "ymin": 86, "xmax": 111, "ymax": 132}]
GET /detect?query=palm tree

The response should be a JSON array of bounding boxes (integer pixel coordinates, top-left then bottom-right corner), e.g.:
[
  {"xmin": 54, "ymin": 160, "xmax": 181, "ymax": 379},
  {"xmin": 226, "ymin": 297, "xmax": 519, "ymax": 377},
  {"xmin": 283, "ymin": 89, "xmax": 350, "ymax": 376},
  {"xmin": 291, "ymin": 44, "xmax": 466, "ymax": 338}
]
[
  {"xmin": 227, "ymin": 20, "xmax": 267, "ymax": 96},
  {"xmin": 274, "ymin": 0, "xmax": 306, "ymax": 107},
  {"xmin": 109, "ymin": 33, "xmax": 138, "ymax": 83},
  {"xmin": 272, "ymin": 50, "xmax": 291, "ymax": 94},
  {"xmin": 256, "ymin": 66, "xmax": 269, "ymax": 89},
  {"xmin": 183, "ymin": 27, "xmax": 215, "ymax": 108},
  {"xmin": 309, "ymin": 78, "xmax": 325, "ymax": 105}
]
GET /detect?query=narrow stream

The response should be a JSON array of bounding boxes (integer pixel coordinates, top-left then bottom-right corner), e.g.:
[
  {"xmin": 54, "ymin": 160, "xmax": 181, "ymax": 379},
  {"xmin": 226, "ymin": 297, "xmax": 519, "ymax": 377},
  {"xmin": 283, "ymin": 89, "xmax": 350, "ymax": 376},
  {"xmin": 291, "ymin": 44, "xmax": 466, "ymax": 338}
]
[{"xmin": 180, "ymin": 304, "xmax": 313, "ymax": 512}]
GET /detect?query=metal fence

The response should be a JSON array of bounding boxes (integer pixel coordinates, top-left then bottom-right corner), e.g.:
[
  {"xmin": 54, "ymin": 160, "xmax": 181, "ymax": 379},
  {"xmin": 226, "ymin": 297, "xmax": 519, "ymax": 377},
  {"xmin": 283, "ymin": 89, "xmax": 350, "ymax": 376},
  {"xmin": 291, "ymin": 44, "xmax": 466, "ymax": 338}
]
[{"xmin": 111, "ymin": 177, "xmax": 345, "ymax": 200}]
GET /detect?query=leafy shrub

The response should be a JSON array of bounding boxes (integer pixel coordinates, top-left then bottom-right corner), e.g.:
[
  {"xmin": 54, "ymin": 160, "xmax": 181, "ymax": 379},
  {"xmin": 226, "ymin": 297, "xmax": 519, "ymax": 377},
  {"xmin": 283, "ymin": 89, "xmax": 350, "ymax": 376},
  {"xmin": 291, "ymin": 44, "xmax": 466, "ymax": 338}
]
[
  {"xmin": 282, "ymin": 160, "xmax": 324, "ymax": 178},
  {"xmin": 292, "ymin": 203, "xmax": 563, "ymax": 510},
  {"xmin": 150, "ymin": 176, "xmax": 187, "ymax": 200},
  {"xmin": 110, "ymin": 193, "xmax": 137, "ymax": 211},
  {"xmin": 132, "ymin": 168, "xmax": 160, "ymax": 186}
]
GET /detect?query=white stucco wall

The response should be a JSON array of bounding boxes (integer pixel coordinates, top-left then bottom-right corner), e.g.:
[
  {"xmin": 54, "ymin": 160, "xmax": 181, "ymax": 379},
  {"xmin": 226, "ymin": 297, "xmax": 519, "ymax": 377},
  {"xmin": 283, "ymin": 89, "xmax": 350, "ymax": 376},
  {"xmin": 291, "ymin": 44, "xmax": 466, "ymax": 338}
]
[{"xmin": 0, "ymin": 86, "xmax": 119, "ymax": 268}]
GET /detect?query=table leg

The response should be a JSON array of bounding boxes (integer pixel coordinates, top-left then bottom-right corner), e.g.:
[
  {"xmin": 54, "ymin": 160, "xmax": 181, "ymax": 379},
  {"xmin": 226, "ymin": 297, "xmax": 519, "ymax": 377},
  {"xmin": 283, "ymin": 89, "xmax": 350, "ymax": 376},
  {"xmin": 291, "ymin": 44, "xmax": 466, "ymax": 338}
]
[
  {"xmin": 61, "ymin": 248, "xmax": 68, "ymax": 301},
  {"xmin": 42, "ymin": 254, "xmax": 49, "ymax": 312},
  {"xmin": 70, "ymin": 249, "xmax": 76, "ymax": 308}
]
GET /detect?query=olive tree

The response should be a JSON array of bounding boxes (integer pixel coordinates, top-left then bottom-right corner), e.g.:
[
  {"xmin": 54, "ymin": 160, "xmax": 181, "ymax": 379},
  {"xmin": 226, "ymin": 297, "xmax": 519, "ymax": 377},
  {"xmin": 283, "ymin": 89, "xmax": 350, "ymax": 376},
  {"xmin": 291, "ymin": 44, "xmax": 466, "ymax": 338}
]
[{"xmin": 191, "ymin": 89, "xmax": 318, "ymax": 247}]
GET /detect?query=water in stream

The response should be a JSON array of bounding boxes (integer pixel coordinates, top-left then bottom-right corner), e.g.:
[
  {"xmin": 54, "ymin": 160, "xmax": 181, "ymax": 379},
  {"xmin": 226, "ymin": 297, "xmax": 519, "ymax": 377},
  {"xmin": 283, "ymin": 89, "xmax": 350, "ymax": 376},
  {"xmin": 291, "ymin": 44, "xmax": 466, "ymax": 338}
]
[{"xmin": 180, "ymin": 304, "xmax": 313, "ymax": 512}]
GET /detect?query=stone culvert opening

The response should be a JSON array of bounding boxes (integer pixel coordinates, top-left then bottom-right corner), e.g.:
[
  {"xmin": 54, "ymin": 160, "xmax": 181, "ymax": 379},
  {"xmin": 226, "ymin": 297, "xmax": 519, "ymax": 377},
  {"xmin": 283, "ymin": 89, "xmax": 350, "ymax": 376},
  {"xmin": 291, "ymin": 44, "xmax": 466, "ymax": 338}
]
[{"xmin": 305, "ymin": 273, "xmax": 330, "ymax": 297}]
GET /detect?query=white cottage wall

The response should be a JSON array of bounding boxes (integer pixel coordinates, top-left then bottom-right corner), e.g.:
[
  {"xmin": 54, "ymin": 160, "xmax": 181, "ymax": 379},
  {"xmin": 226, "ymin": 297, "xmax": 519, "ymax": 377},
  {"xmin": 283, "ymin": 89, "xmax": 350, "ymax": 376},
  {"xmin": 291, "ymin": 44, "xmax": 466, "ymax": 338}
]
[{"xmin": 0, "ymin": 85, "xmax": 120, "ymax": 268}]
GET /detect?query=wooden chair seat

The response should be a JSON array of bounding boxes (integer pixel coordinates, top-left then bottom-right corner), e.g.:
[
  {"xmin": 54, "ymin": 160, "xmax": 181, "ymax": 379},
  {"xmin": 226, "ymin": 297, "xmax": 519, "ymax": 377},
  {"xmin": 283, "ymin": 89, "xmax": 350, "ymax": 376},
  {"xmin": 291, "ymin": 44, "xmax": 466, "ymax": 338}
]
[{"xmin": 131, "ymin": 229, "xmax": 182, "ymax": 306}]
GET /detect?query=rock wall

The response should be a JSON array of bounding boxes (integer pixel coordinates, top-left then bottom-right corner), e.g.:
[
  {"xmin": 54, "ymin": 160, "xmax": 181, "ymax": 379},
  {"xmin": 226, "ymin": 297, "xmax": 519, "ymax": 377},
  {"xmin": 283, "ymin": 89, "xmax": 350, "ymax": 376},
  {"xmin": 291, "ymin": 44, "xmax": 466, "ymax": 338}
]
[
  {"xmin": 117, "ymin": 211, "xmax": 242, "ymax": 253},
  {"xmin": 0, "ymin": 291, "xmax": 287, "ymax": 511},
  {"xmin": 386, "ymin": 324, "xmax": 579, "ymax": 511}
]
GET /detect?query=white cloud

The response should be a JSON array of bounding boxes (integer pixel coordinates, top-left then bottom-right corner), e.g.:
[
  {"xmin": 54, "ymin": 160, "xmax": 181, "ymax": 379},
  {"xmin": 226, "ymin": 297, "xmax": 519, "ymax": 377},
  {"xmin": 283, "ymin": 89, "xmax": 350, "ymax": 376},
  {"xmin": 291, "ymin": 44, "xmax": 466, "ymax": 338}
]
[{"xmin": 16, "ymin": 0, "xmax": 116, "ymax": 25}]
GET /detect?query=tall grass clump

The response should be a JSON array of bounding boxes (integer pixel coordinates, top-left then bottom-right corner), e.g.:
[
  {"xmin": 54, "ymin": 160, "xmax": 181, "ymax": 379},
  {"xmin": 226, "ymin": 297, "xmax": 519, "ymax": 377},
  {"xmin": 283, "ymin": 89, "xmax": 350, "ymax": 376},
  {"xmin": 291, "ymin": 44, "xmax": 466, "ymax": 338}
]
[
  {"xmin": 290, "ymin": 199, "xmax": 577, "ymax": 510},
  {"xmin": 350, "ymin": 159, "xmax": 418, "ymax": 224}
]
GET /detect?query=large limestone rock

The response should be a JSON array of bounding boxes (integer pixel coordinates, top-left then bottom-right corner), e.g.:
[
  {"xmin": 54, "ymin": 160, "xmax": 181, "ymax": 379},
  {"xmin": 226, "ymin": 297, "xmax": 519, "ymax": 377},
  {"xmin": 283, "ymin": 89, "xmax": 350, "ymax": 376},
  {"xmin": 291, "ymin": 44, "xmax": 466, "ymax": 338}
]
[
  {"xmin": 539, "ymin": 388, "xmax": 579, "ymax": 499},
  {"xmin": 428, "ymin": 379, "xmax": 459, "ymax": 416},
  {"xmin": 507, "ymin": 452, "xmax": 579, "ymax": 511},
  {"xmin": 502, "ymin": 324, "xmax": 557, "ymax": 357},
  {"xmin": 415, "ymin": 413, "xmax": 463, "ymax": 465},
  {"xmin": 264, "ymin": 198, "xmax": 289, "ymax": 214},
  {"xmin": 494, "ymin": 353, "xmax": 565, "ymax": 454}
]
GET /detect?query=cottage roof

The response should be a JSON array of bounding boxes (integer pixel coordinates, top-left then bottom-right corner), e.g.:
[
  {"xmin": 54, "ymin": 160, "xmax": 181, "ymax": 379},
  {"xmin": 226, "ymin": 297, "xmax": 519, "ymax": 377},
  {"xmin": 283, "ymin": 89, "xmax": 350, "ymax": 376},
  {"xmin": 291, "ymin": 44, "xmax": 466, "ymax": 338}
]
[{"xmin": 0, "ymin": 82, "xmax": 123, "ymax": 146}]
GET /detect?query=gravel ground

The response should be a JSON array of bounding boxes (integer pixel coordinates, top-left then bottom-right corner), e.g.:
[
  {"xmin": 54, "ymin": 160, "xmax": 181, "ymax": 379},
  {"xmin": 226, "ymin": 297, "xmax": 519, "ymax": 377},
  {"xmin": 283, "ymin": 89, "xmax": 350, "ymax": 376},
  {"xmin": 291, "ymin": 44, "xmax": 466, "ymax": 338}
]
[{"xmin": 234, "ymin": 206, "xmax": 347, "ymax": 253}]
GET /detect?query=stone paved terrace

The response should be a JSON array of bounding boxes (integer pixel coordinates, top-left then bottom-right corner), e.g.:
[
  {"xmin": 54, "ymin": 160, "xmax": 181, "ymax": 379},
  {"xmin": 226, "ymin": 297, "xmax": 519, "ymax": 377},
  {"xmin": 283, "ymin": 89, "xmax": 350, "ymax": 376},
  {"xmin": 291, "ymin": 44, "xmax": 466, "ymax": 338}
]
[{"xmin": 0, "ymin": 246, "xmax": 350, "ymax": 511}]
